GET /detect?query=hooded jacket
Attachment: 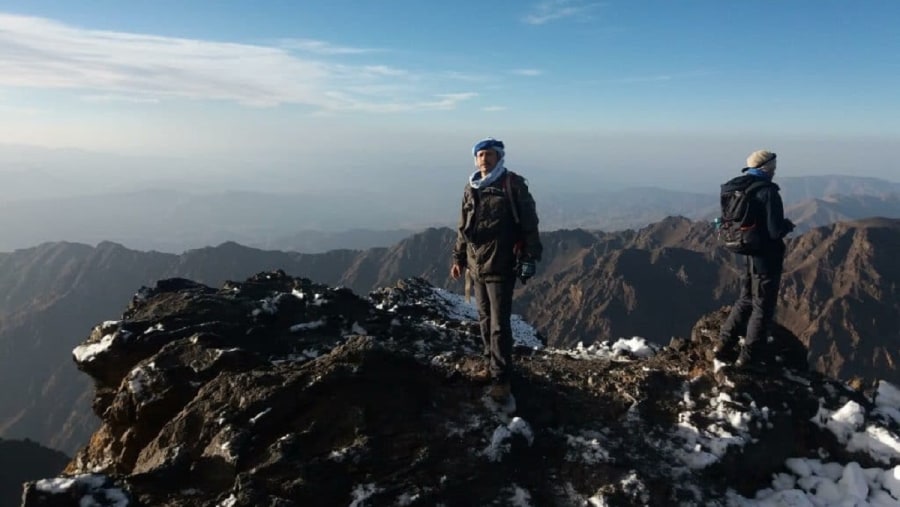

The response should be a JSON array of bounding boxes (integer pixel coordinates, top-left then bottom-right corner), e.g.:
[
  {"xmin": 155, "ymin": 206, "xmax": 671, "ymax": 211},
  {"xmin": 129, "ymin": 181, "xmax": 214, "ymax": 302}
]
[
  {"xmin": 453, "ymin": 171, "xmax": 542, "ymax": 282},
  {"xmin": 722, "ymin": 174, "xmax": 792, "ymax": 255}
]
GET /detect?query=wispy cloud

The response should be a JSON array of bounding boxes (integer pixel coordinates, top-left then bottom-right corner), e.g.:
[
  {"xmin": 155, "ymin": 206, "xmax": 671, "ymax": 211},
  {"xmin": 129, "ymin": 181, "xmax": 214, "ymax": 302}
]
[
  {"xmin": 0, "ymin": 13, "xmax": 475, "ymax": 112},
  {"xmin": 277, "ymin": 38, "xmax": 381, "ymax": 55},
  {"xmin": 512, "ymin": 69, "xmax": 543, "ymax": 77},
  {"xmin": 482, "ymin": 106, "xmax": 506, "ymax": 112},
  {"xmin": 82, "ymin": 94, "xmax": 162, "ymax": 104},
  {"xmin": 523, "ymin": 0, "xmax": 602, "ymax": 25},
  {"xmin": 441, "ymin": 71, "xmax": 492, "ymax": 83}
]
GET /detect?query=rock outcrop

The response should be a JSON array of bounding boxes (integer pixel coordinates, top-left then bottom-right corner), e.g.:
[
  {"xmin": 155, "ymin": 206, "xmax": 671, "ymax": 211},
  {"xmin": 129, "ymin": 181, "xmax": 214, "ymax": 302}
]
[{"xmin": 20, "ymin": 273, "xmax": 900, "ymax": 506}]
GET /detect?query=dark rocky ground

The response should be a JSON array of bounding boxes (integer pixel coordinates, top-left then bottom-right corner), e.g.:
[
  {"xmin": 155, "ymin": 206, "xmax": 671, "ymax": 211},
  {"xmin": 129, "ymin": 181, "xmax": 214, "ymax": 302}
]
[{"xmin": 19, "ymin": 272, "xmax": 900, "ymax": 506}]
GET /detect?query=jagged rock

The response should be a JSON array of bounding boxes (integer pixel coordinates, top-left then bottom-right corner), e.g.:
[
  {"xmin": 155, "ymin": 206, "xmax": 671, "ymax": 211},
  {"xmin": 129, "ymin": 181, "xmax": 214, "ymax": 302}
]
[{"xmin": 22, "ymin": 273, "xmax": 900, "ymax": 506}]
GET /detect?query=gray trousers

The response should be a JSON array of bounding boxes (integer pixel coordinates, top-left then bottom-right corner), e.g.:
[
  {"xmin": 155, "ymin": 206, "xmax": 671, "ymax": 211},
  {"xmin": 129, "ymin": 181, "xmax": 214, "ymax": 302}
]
[
  {"xmin": 473, "ymin": 277, "xmax": 515, "ymax": 382},
  {"xmin": 720, "ymin": 253, "xmax": 783, "ymax": 348}
]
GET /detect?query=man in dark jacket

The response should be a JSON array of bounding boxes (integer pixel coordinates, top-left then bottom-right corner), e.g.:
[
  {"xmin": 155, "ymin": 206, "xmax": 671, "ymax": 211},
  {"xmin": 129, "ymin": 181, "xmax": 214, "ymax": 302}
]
[
  {"xmin": 450, "ymin": 138, "xmax": 542, "ymax": 403},
  {"xmin": 716, "ymin": 150, "xmax": 795, "ymax": 368}
]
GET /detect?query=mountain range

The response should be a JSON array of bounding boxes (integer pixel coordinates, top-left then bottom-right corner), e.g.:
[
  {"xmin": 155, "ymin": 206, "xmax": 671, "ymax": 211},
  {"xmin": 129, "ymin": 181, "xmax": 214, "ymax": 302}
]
[
  {"xmin": 0, "ymin": 217, "xmax": 898, "ymax": 457},
  {"xmin": 0, "ymin": 175, "xmax": 898, "ymax": 252}
]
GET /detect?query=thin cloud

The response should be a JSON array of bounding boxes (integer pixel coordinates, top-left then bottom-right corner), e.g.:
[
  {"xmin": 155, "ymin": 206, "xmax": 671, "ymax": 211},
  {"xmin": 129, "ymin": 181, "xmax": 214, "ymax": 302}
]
[
  {"xmin": 317, "ymin": 91, "xmax": 478, "ymax": 114},
  {"xmin": 82, "ymin": 94, "xmax": 162, "ymax": 104},
  {"xmin": 277, "ymin": 38, "xmax": 381, "ymax": 55},
  {"xmin": 523, "ymin": 0, "xmax": 602, "ymax": 25},
  {"xmin": 482, "ymin": 106, "xmax": 506, "ymax": 112},
  {"xmin": 512, "ymin": 69, "xmax": 543, "ymax": 77},
  {"xmin": 441, "ymin": 71, "xmax": 492, "ymax": 83},
  {"xmin": 0, "ymin": 13, "xmax": 475, "ymax": 112}
]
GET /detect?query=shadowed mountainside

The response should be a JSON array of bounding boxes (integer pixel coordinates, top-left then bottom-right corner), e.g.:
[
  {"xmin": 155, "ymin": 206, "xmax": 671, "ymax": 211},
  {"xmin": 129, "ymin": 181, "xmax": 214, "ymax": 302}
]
[{"xmin": 0, "ymin": 438, "xmax": 69, "ymax": 507}]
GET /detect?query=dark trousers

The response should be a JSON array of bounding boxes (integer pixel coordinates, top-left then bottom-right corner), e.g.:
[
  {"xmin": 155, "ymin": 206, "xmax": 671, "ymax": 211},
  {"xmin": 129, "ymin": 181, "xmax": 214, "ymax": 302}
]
[
  {"xmin": 720, "ymin": 253, "xmax": 784, "ymax": 349},
  {"xmin": 473, "ymin": 277, "xmax": 515, "ymax": 382}
]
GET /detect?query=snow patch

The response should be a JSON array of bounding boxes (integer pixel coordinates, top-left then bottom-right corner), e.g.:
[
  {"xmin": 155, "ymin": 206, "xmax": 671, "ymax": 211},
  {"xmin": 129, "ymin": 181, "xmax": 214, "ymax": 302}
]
[
  {"xmin": 73, "ymin": 329, "xmax": 132, "ymax": 363},
  {"xmin": 565, "ymin": 431, "xmax": 612, "ymax": 464},
  {"xmin": 482, "ymin": 417, "xmax": 534, "ymax": 462},
  {"xmin": 290, "ymin": 319, "xmax": 325, "ymax": 332},
  {"xmin": 349, "ymin": 483, "xmax": 379, "ymax": 507},
  {"xmin": 249, "ymin": 408, "xmax": 271, "ymax": 425},
  {"xmin": 812, "ymin": 400, "xmax": 900, "ymax": 464},
  {"xmin": 553, "ymin": 337, "xmax": 658, "ymax": 361}
]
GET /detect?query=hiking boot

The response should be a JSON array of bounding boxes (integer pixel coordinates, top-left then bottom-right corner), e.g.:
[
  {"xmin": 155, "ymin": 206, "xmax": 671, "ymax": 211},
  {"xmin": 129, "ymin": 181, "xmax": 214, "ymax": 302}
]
[
  {"xmin": 713, "ymin": 341, "xmax": 739, "ymax": 364},
  {"xmin": 734, "ymin": 346, "xmax": 757, "ymax": 369}
]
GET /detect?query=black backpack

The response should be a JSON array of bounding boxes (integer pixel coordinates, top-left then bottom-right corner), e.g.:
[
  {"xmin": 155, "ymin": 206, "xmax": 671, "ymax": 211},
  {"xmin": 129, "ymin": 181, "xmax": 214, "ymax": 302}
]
[{"xmin": 717, "ymin": 179, "xmax": 771, "ymax": 254}]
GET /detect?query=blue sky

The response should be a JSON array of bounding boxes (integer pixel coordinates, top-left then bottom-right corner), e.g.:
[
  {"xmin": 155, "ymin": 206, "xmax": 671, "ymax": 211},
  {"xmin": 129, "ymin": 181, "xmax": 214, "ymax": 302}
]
[{"xmin": 0, "ymin": 0, "xmax": 898, "ymax": 188}]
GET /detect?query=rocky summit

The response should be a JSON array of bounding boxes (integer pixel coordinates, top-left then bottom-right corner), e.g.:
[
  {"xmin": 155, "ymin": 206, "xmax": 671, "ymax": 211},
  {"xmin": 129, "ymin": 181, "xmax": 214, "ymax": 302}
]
[{"xmin": 21, "ymin": 272, "xmax": 900, "ymax": 506}]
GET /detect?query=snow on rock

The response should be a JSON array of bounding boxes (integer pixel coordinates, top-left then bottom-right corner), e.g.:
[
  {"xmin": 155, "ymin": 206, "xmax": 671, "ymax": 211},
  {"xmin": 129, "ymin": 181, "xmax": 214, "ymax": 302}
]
[
  {"xmin": 349, "ymin": 483, "xmax": 379, "ymax": 507},
  {"xmin": 426, "ymin": 286, "xmax": 542, "ymax": 350},
  {"xmin": 126, "ymin": 363, "xmax": 156, "ymax": 403},
  {"xmin": 290, "ymin": 319, "xmax": 326, "ymax": 332},
  {"xmin": 812, "ymin": 399, "xmax": 900, "ymax": 464},
  {"xmin": 508, "ymin": 484, "xmax": 534, "ymax": 506},
  {"xmin": 673, "ymin": 381, "xmax": 760, "ymax": 468},
  {"xmin": 739, "ymin": 459, "xmax": 900, "ymax": 506},
  {"xmin": 874, "ymin": 381, "xmax": 900, "ymax": 426},
  {"xmin": 554, "ymin": 337, "xmax": 659, "ymax": 361},
  {"xmin": 565, "ymin": 431, "xmax": 612, "ymax": 465},
  {"xmin": 73, "ymin": 332, "xmax": 118, "ymax": 363},
  {"xmin": 483, "ymin": 417, "xmax": 534, "ymax": 462},
  {"xmin": 25, "ymin": 474, "xmax": 130, "ymax": 506}
]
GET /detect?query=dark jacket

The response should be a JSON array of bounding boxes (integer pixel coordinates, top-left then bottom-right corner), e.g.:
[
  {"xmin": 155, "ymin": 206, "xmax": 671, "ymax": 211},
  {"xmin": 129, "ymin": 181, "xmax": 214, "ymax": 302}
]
[
  {"xmin": 453, "ymin": 171, "xmax": 542, "ymax": 282},
  {"xmin": 723, "ymin": 174, "xmax": 792, "ymax": 256}
]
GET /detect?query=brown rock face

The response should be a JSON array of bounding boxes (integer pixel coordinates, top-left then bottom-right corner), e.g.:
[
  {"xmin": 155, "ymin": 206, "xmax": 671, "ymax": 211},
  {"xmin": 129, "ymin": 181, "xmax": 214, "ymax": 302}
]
[
  {"xmin": 20, "ymin": 274, "xmax": 900, "ymax": 506},
  {"xmin": 511, "ymin": 217, "xmax": 900, "ymax": 385},
  {"xmin": 778, "ymin": 218, "xmax": 900, "ymax": 383}
]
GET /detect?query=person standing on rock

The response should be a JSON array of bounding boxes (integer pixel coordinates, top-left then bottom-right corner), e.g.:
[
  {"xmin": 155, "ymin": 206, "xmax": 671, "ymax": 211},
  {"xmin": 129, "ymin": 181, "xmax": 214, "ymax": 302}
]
[
  {"xmin": 716, "ymin": 150, "xmax": 795, "ymax": 369},
  {"xmin": 450, "ymin": 138, "xmax": 542, "ymax": 403}
]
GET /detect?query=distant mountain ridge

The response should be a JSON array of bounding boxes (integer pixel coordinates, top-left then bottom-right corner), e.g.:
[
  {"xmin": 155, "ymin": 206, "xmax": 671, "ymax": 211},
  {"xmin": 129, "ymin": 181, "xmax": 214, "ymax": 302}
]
[
  {"xmin": 1, "ymin": 174, "xmax": 898, "ymax": 253},
  {"xmin": 786, "ymin": 193, "xmax": 900, "ymax": 232},
  {"xmin": 0, "ymin": 217, "xmax": 898, "ymax": 455},
  {"xmin": 779, "ymin": 174, "xmax": 900, "ymax": 201}
]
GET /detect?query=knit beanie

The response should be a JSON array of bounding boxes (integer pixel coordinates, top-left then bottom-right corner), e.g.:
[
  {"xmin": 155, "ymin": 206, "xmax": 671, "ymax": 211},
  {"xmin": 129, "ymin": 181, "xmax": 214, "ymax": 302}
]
[
  {"xmin": 746, "ymin": 150, "xmax": 777, "ymax": 172},
  {"xmin": 472, "ymin": 138, "xmax": 505, "ymax": 159}
]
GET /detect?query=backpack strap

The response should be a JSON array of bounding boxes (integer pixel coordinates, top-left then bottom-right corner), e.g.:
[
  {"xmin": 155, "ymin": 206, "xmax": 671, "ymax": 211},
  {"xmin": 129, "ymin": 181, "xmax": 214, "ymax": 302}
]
[
  {"xmin": 503, "ymin": 171, "xmax": 521, "ymax": 225},
  {"xmin": 736, "ymin": 180, "xmax": 773, "ymax": 227},
  {"xmin": 744, "ymin": 180, "xmax": 772, "ymax": 195}
]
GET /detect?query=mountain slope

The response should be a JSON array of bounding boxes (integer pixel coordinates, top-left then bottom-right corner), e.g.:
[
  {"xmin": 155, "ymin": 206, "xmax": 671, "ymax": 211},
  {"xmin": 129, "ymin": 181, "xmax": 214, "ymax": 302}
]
[{"xmin": 779, "ymin": 218, "xmax": 900, "ymax": 382}]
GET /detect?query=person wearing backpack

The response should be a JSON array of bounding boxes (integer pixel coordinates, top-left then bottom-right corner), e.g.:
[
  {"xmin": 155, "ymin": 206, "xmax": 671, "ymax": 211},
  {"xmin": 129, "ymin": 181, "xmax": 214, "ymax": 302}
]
[
  {"xmin": 715, "ymin": 150, "xmax": 795, "ymax": 369},
  {"xmin": 450, "ymin": 138, "xmax": 542, "ymax": 405}
]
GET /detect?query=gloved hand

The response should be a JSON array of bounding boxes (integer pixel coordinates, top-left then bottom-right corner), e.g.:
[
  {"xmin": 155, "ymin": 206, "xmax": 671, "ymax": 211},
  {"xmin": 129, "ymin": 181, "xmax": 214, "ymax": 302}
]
[{"xmin": 517, "ymin": 260, "xmax": 536, "ymax": 284}]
